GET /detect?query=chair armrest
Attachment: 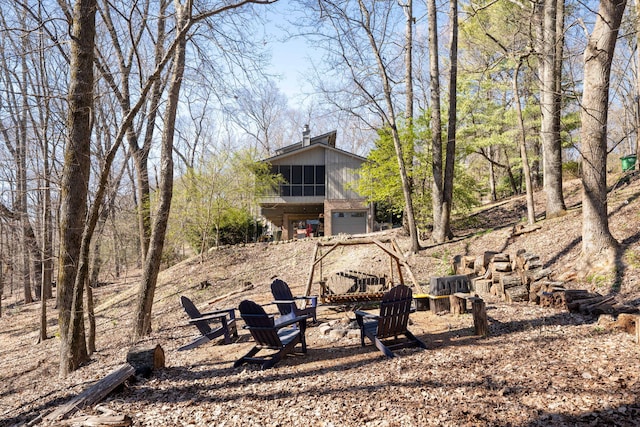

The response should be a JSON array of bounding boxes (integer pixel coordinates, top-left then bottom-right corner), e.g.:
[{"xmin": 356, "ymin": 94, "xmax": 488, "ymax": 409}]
[
  {"xmin": 354, "ymin": 310, "xmax": 379, "ymax": 320},
  {"xmin": 295, "ymin": 296, "xmax": 318, "ymax": 307},
  {"xmin": 188, "ymin": 312, "xmax": 231, "ymax": 324},
  {"xmin": 243, "ymin": 315, "xmax": 308, "ymax": 331},
  {"xmin": 200, "ymin": 308, "xmax": 235, "ymax": 317},
  {"xmin": 274, "ymin": 315, "xmax": 309, "ymax": 329},
  {"xmin": 271, "ymin": 299, "xmax": 296, "ymax": 305},
  {"xmin": 354, "ymin": 310, "xmax": 378, "ymax": 329}
]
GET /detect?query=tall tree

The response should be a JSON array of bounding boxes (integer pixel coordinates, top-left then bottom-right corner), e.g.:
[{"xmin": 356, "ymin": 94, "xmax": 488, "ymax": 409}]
[
  {"xmin": 134, "ymin": 0, "xmax": 188, "ymax": 338},
  {"xmin": 58, "ymin": 0, "xmax": 97, "ymax": 377},
  {"xmin": 540, "ymin": 0, "xmax": 566, "ymax": 217},
  {"xmin": 579, "ymin": 0, "xmax": 626, "ymax": 269},
  {"xmin": 636, "ymin": 0, "xmax": 640, "ymax": 167},
  {"xmin": 514, "ymin": 57, "xmax": 536, "ymax": 224},
  {"xmin": 439, "ymin": 0, "xmax": 459, "ymax": 242},
  {"xmin": 428, "ymin": 0, "xmax": 448, "ymax": 243},
  {"xmin": 133, "ymin": 0, "xmax": 277, "ymax": 339},
  {"xmin": 97, "ymin": 0, "xmax": 169, "ymax": 265},
  {"xmin": 301, "ymin": 0, "xmax": 420, "ymax": 252}
]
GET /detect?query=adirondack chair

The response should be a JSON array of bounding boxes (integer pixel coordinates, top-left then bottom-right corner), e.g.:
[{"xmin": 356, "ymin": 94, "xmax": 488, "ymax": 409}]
[
  {"xmin": 234, "ymin": 299, "xmax": 309, "ymax": 369},
  {"xmin": 271, "ymin": 279, "xmax": 318, "ymax": 323},
  {"xmin": 178, "ymin": 296, "xmax": 238, "ymax": 351},
  {"xmin": 355, "ymin": 284, "xmax": 427, "ymax": 358}
]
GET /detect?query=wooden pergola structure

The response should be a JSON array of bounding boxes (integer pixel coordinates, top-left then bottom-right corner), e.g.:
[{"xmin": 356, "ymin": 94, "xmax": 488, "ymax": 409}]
[{"xmin": 304, "ymin": 237, "xmax": 425, "ymax": 302}]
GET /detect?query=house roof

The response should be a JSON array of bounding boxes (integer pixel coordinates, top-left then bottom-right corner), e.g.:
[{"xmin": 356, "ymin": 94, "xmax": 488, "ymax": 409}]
[
  {"xmin": 263, "ymin": 130, "xmax": 367, "ymax": 163},
  {"xmin": 275, "ymin": 130, "xmax": 338, "ymax": 155}
]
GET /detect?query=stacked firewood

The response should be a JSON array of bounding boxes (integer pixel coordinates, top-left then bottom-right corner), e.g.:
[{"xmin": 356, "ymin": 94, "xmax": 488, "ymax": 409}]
[
  {"xmin": 455, "ymin": 250, "xmax": 638, "ymax": 317},
  {"xmin": 540, "ymin": 289, "xmax": 638, "ymax": 315},
  {"xmin": 466, "ymin": 251, "xmax": 541, "ymax": 303}
]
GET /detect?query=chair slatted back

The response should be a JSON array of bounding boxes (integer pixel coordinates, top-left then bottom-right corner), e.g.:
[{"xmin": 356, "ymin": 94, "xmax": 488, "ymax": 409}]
[
  {"xmin": 239, "ymin": 300, "xmax": 282, "ymax": 349},
  {"xmin": 271, "ymin": 279, "xmax": 295, "ymax": 317},
  {"xmin": 376, "ymin": 285, "xmax": 413, "ymax": 339},
  {"xmin": 181, "ymin": 296, "xmax": 211, "ymax": 335}
]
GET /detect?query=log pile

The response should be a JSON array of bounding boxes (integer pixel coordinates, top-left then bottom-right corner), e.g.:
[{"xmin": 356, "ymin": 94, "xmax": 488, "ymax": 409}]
[
  {"xmin": 454, "ymin": 249, "xmax": 638, "ymax": 318},
  {"xmin": 452, "ymin": 255, "xmax": 477, "ymax": 276},
  {"xmin": 540, "ymin": 290, "xmax": 638, "ymax": 316}
]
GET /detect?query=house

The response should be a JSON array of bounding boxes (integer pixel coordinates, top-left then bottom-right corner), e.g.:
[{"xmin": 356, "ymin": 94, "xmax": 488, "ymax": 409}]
[{"xmin": 260, "ymin": 125, "xmax": 373, "ymax": 240}]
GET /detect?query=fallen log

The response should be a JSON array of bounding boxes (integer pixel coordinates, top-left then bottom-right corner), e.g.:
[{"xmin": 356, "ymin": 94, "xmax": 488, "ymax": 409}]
[
  {"xmin": 609, "ymin": 303, "xmax": 640, "ymax": 316},
  {"xmin": 579, "ymin": 296, "xmax": 616, "ymax": 315},
  {"xmin": 566, "ymin": 295, "xmax": 607, "ymax": 312},
  {"xmin": 43, "ymin": 363, "xmax": 135, "ymax": 423},
  {"xmin": 62, "ymin": 406, "xmax": 132, "ymax": 426},
  {"xmin": 513, "ymin": 224, "xmax": 542, "ymax": 236}
]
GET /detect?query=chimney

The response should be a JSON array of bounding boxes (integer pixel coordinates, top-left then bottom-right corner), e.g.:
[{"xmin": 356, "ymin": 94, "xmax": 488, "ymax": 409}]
[{"xmin": 302, "ymin": 124, "xmax": 311, "ymax": 146}]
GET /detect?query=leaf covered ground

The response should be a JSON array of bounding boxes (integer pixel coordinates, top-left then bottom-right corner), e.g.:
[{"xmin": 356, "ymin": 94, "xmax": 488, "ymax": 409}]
[{"xmin": 1, "ymin": 175, "xmax": 640, "ymax": 426}]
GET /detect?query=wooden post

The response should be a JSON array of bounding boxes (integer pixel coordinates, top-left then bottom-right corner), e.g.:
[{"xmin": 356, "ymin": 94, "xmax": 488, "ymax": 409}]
[
  {"xmin": 305, "ymin": 243, "xmax": 320, "ymax": 296},
  {"xmin": 450, "ymin": 294, "xmax": 467, "ymax": 315},
  {"xmin": 471, "ymin": 297, "xmax": 488, "ymax": 337}
]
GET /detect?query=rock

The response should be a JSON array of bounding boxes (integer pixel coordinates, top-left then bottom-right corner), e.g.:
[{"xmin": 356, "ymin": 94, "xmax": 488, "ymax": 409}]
[
  {"xmin": 329, "ymin": 329, "xmax": 347, "ymax": 340},
  {"xmin": 318, "ymin": 324, "xmax": 332, "ymax": 335}
]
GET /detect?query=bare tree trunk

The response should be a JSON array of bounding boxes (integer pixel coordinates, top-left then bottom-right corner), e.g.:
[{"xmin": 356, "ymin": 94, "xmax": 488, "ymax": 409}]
[
  {"xmin": 541, "ymin": 0, "xmax": 566, "ymax": 218},
  {"xmin": 579, "ymin": 0, "xmax": 626, "ymax": 269},
  {"xmin": 636, "ymin": 0, "xmax": 640, "ymax": 167},
  {"xmin": 441, "ymin": 0, "xmax": 458, "ymax": 241},
  {"xmin": 17, "ymin": 24, "xmax": 34, "ymax": 304},
  {"xmin": 355, "ymin": 0, "xmax": 419, "ymax": 253},
  {"xmin": 134, "ymin": 0, "xmax": 189, "ymax": 339},
  {"xmin": 502, "ymin": 146, "xmax": 518, "ymax": 195},
  {"xmin": 38, "ymin": 235, "xmax": 48, "ymax": 342},
  {"xmin": 58, "ymin": 0, "xmax": 97, "ymax": 377},
  {"xmin": 131, "ymin": 0, "xmax": 168, "ymax": 264},
  {"xmin": 0, "ymin": 249, "xmax": 3, "ymax": 318},
  {"xmin": 428, "ymin": 0, "xmax": 445, "ymax": 243},
  {"xmin": 85, "ymin": 273, "xmax": 96, "ymax": 354},
  {"xmin": 514, "ymin": 58, "xmax": 536, "ymax": 224},
  {"xmin": 403, "ymin": 0, "xmax": 413, "ymax": 124},
  {"xmin": 488, "ymin": 146, "xmax": 497, "ymax": 201}
]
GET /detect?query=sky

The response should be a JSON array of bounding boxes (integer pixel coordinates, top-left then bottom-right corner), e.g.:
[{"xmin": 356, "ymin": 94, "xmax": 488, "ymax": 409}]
[{"xmin": 262, "ymin": 2, "xmax": 317, "ymax": 105}]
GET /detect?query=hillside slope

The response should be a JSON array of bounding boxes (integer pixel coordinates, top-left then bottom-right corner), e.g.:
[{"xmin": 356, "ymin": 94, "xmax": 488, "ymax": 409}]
[{"xmin": 1, "ymin": 174, "xmax": 639, "ymax": 426}]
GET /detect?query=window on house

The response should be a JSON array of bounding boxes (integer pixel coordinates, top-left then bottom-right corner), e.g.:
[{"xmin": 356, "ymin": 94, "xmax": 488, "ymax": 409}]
[
  {"xmin": 304, "ymin": 165, "xmax": 314, "ymax": 184},
  {"xmin": 272, "ymin": 164, "xmax": 326, "ymax": 197},
  {"xmin": 291, "ymin": 165, "xmax": 303, "ymax": 184}
]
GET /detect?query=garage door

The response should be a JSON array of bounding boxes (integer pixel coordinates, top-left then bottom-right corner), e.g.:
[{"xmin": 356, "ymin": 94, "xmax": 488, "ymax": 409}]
[{"xmin": 332, "ymin": 211, "xmax": 367, "ymax": 235}]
